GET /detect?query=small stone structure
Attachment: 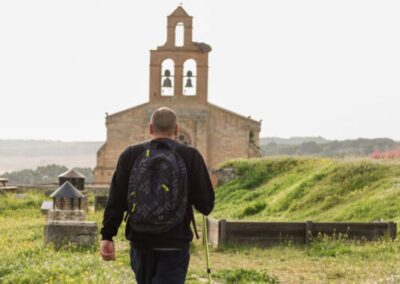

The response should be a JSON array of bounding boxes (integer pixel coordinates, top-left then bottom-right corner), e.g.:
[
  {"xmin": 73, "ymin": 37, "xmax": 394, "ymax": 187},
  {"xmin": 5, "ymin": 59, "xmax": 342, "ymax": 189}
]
[
  {"xmin": 40, "ymin": 201, "xmax": 53, "ymax": 215},
  {"xmin": 0, "ymin": 177, "xmax": 18, "ymax": 194},
  {"xmin": 0, "ymin": 178, "xmax": 8, "ymax": 187},
  {"xmin": 47, "ymin": 181, "xmax": 86, "ymax": 221},
  {"xmin": 50, "ymin": 181, "xmax": 84, "ymax": 210},
  {"xmin": 44, "ymin": 181, "xmax": 98, "ymax": 247},
  {"xmin": 58, "ymin": 168, "xmax": 85, "ymax": 190},
  {"xmin": 58, "ymin": 169, "xmax": 89, "ymax": 210},
  {"xmin": 94, "ymin": 195, "xmax": 108, "ymax": 211}
]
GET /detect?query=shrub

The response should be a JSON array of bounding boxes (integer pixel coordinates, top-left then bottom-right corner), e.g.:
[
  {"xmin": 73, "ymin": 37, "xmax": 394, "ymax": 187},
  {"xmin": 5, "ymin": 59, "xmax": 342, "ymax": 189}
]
[
  {"xmin": 214, "ymin": 268, "xmax": 279, "ymax": 284},
  {"xmin": 237, "ymin": 201, "xmax": 267, "ymax": 218},
  {"xmin": 306, "ymin": 233, "xmax": 352, "ymax": 257}
]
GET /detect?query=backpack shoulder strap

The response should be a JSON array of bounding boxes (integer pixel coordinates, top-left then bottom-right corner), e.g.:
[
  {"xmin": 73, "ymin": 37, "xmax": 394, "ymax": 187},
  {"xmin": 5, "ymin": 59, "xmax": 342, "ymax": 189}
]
[
  {"xmin": 161, "ymin": 139, "xmax": 183, "ymax": 150},
  {"xmin": 148, "ymin": 139, "xmax": 186, "ymax": 155}
]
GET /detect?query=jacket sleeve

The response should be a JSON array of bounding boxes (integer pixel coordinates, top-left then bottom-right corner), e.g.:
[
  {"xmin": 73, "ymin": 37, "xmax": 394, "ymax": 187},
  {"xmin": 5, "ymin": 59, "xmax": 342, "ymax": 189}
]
[
  {"xmin": 188, "ymin": 149, "xmax": 215, "ymax": 216},
  {"xmin": 100, "ymin": 147, "xmax": 132, "ymax": 241}
]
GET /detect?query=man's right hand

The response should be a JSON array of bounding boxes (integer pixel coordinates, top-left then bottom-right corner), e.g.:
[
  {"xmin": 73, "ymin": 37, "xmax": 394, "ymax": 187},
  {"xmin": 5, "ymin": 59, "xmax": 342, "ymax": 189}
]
[{"xmin": 100, "ymin": 240, "xmax": 116, "ymax": 261}]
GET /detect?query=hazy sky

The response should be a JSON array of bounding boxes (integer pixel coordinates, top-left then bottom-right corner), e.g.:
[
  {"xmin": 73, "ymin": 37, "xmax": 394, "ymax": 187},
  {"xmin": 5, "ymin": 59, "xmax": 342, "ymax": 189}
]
[{"xmin": 0, "ymin": 0, "xmax": 399, "ymax": 141}]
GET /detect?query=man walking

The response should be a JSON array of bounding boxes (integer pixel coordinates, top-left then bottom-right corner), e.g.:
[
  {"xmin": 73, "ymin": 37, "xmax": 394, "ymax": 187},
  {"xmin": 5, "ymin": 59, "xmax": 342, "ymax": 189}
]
[{"xmin": 100, "ymin": 107, "xmax": 215, "ymax": 284}]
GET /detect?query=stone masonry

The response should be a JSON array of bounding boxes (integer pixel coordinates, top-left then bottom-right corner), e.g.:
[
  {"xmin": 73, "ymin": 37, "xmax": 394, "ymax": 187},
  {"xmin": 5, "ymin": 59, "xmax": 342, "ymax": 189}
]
[
  {"xmin": 44, "ymin": 221, "xmax": 98, "ymax": 247},
  {"xmin": 47, "ymin": 209, "xmax": 87, "ymax": 222}
]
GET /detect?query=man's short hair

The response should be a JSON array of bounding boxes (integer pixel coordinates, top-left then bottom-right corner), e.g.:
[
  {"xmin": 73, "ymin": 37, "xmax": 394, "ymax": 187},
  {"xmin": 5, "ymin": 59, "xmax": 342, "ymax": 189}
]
[{"xmin": 150, "ymin": 107, "xmax": 177, "ymax": 135}]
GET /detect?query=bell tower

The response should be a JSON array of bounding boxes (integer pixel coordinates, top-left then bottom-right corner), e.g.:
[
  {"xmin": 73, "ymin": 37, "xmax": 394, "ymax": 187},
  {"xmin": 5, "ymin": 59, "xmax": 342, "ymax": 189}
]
[
  {"xmin": 95, "ymin": 6, "xmax": 262, "ymax": 185},
  {"xmin": 149, "ymin": 6, "xmax": 212, "ymax": 104}
]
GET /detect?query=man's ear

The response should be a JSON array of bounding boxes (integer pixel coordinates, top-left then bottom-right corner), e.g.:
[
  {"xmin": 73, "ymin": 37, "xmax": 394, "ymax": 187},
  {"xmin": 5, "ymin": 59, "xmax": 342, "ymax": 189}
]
[
  {"xmin": 149, "ymin": 123, "xmax": 154, "ymax": 135},
  {"xmin": 174, "ymin": 125, "xmax": 178, "ymax": 136}
]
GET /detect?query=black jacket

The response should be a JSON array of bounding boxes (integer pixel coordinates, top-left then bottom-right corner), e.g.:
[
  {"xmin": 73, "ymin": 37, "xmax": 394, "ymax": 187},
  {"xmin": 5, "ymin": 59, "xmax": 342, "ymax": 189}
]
[{"xmin": 100, "ymin": 138, "xmax": 215, "ymax": 249}]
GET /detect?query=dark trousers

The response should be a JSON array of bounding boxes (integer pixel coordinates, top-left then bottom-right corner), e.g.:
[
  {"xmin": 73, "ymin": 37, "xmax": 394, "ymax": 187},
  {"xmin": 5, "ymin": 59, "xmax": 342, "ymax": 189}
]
[{"xmin": 130, "ymin": 246, "xmax": 190, "ymax": 284}]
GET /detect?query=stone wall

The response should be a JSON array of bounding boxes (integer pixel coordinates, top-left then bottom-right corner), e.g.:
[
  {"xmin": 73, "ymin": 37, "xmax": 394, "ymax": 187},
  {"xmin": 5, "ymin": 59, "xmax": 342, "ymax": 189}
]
[
  {"xmin": 94, "ymin": 102, "xmax": 261, "ymax": 185},
  {"xmin": 206, "ymin": 218, "xmax": 398, "ymax": 248},
  {"xmin": 207, "ymin": 104, "xmax": 261, "ymax": 168},
  {"xmin": 211, "ymin": 167, "xmax": 238, "ymax": 186},
  {"xmin": 94, "ymin": 103, "xmax": 150, "ymax": 184}
]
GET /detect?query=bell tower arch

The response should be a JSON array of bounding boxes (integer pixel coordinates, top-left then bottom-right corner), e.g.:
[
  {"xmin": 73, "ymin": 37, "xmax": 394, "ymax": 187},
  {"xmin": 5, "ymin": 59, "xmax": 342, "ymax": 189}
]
[{"xmin": 149, "ymin": 6, "xmax": 212, "ymax": 104}]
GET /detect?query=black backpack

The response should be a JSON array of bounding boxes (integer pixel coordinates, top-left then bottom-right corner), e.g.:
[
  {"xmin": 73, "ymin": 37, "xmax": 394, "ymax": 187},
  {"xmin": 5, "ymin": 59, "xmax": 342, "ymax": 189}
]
[{"xmin": 125, "ymin": 139, "xmax": 188, "ymax": 234}]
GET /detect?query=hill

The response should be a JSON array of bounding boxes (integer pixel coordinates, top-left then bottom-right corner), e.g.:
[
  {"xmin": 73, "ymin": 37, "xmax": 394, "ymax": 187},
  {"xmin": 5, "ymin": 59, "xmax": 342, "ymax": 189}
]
[
  {"xmin": 261, "ymin": 138, "xmax": 400, "ymax": 157},
  {"xmin": 212, "ymin": 157, "xmax": 400, "ymax": 223},
  {"xmin": 0, "ymin": 140, "xmax": 103, "ymax": 174},
  {"xmin": 260, "ymin": 136, "xmax": 330, "ymax": 145},
  {"xmin": 1, "ymin": 164, "xmax": 94, "ymax": 185}
]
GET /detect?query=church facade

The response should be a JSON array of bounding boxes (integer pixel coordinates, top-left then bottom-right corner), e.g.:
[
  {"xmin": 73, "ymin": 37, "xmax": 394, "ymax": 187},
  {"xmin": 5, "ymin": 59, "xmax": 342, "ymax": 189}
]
[{"xmin": 94, "ymin": 7, "xmax": 262, "ymax": 184}]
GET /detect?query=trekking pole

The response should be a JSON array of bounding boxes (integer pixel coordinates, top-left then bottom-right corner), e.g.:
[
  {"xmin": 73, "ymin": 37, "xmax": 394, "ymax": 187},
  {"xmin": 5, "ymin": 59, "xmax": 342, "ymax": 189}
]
[{"xmin": 203, "ymin": 215, "xmax": 212, "ymax": 284}]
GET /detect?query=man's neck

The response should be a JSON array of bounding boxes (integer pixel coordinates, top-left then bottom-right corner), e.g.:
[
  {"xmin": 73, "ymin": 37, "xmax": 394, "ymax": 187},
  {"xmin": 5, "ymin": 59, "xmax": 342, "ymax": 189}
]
[{"xmin": 151, "ymin": 135, "xmax": 175, "ymax": 140}]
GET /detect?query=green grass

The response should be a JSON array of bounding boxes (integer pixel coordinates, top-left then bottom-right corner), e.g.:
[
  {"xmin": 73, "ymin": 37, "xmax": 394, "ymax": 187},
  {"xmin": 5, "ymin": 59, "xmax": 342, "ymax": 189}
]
[
  {"xmin": 212, "ymin": 157, "xmax": 400, "ymax": 223},
  {"xmin": 213, "ymin": 268, "xmax": 279, "ymax": 284},
  {"xmin": 0, "ymin": 192, "xmax": 133, "ymax": 283},
  {"xmin": 2, "ymin": 156, "xmax": 400, "ymax": 283}
]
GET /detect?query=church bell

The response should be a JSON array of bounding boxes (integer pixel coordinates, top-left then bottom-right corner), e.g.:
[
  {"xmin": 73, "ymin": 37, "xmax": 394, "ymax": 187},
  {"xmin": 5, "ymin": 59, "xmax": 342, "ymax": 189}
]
[
  {"xmin": 163, "ymin": 78, "xmax": 172, "ymax": 88},
  {"xmin": 162, "ymin": 69, "xmax": 172, "ymax": 88},
  {"xmin": 185, "ymin": 71, "xmax": 193, "ymax": 88},
  {"xmin": 185, "ymin": 78, "xmax": 193, "ymax": 88}
]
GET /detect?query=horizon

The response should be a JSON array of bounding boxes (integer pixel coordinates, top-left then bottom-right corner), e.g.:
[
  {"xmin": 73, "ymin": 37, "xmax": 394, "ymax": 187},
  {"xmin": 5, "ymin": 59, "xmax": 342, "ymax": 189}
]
[
  {"xmin": 0, "ymin": 136, "xmax": 399, "ymax": 143},
  {"xmin": 1, "ymin": 135, "xmax": 399, "ymax": 174},
  {"xmin": 1, "ymin": 1, "xmax": 399, "ymax": 141}
]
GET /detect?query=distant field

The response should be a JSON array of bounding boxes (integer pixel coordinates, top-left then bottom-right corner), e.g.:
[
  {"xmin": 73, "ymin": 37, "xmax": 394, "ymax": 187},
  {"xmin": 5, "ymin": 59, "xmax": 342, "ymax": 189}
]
[
  {"xmin": 0, "ymin": 140, "xmax": 103, "ymax": 173},
  {"xmin": 1, "ymin": 137, "xmax": 399, "ymax": 174}
]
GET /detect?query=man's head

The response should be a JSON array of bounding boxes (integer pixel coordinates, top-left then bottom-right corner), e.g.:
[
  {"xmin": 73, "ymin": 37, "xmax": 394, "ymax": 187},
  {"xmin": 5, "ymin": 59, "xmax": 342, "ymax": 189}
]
[{"xmin": 149, "ymin": 107, "xmax": 178, "ymax": 138}]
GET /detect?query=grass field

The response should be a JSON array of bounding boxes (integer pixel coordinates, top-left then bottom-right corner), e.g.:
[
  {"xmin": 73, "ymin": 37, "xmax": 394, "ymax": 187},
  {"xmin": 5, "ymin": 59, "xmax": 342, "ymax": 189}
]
[{"xmin": 1, "ymin": 157, "xmax": 400, "ymax": 283}]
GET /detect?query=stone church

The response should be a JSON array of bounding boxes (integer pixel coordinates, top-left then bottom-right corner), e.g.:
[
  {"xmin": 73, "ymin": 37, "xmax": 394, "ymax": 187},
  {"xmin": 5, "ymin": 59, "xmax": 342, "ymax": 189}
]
[{"xmin": 94, "ymin": 6, "xmax": 262, "ymax": 184}]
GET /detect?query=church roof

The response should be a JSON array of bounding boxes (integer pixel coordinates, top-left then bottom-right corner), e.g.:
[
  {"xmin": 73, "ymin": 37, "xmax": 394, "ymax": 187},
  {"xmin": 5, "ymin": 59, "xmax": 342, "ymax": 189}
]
[
  {"xmin": 58, "ymin": 168, "xmax": 85, "ymax": 179},
  {"xmin": 50, "ymin": 181, "xmax": 84, "ymax": 198},
  {"xmin": 169, "ymin": 6, "xmax": 190, "ymax": 17},
  {"xmin": 107, "ymin": 102, "xmax": 150, "ymax": 119},
  {"xmin": 207, "ymin": 103, "xmax": 262, "ymax": 125},
  {"xmin": 106, "ymin": 102, "xmax": 261, "ymax": 126}
]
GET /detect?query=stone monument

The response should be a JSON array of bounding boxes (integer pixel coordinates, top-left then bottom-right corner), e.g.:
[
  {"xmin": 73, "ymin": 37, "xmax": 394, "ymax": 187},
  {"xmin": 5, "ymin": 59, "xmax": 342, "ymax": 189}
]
[
  {"xmin": 44, "ymin": 181, "xmax": 98, "ymax": 247},
  {"xmin": 58, "ymin": 168, "xmax": 85, "ymax": 190},
  {"xmin": 58, "ymin": 168, "xmax": 89, "ymax": 211},
  {"xmin": 47, "ymin": 181, "xmax": 86, "ymax": 221}
]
